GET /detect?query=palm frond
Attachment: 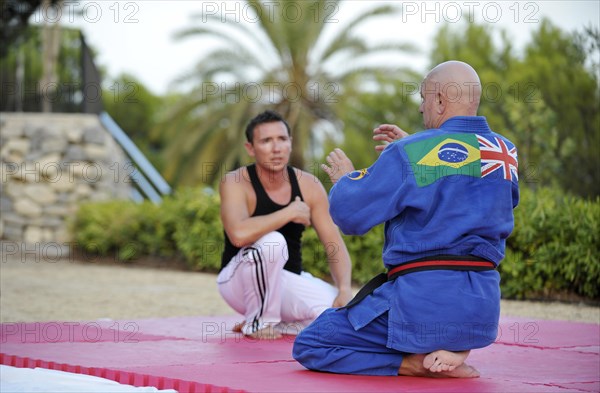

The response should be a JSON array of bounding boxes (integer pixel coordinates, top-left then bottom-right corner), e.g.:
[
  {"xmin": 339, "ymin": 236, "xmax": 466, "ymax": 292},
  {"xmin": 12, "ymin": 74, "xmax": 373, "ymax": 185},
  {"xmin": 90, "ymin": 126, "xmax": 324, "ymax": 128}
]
[
  {"xmin": 162, "ymin": 0, "xmax": 418, "ymax": 184},
  {"xmin": 175, "ymin": 16, "xmax": 281, "ymax": 69},
  {"xmin": 317, "ymin": 4, "xmax": 401, "ymax": 62}
]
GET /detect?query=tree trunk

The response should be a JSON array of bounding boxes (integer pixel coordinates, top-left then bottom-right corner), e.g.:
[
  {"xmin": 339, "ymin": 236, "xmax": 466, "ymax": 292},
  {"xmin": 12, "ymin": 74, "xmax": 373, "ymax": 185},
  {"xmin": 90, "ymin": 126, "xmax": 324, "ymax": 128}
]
[
  {"xmin": 285, "ymin": 101, "xmax": 306, "ymax": 170},
  {"xmin": 40, "ymin": 0, "xmax": 62, "ymax": 112}
]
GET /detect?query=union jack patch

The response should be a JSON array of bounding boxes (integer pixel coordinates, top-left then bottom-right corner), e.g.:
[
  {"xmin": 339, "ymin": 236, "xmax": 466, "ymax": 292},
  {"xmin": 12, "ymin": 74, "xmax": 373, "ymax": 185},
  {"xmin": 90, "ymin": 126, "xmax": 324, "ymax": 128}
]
[{"xmin": 477, "ymin": 135, "xmax": 518, "ymax": 181}]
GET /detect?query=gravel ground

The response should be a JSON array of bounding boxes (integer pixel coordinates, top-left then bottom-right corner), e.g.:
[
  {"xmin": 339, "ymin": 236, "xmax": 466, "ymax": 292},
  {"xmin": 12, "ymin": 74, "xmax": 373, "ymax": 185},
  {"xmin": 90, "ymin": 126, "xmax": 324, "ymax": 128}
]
[{"xmin": 1, "ymin": 255, "xmax": 598, "ymax": 324}]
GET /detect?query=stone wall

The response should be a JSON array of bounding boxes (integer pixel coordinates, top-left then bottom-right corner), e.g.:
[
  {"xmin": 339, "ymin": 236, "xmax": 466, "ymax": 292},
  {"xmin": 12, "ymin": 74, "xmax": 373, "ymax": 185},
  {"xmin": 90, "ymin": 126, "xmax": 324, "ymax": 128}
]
[{"xmin": 0, "ymin": 113, "xmax": 133, "ymax": 245}]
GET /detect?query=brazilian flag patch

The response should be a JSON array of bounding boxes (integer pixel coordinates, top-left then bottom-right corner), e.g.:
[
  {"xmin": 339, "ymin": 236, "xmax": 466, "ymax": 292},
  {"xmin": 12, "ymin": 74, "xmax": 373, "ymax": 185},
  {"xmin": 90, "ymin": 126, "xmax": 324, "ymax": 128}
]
[{"xmin": 404, "ymin": 134, "xmax": 481, "ymax": 187}]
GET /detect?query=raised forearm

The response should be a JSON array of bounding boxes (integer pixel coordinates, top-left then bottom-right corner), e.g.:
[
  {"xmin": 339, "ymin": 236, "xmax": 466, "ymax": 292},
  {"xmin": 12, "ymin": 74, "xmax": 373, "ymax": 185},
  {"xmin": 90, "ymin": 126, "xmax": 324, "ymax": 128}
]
[{"xmin": 226, "ymin": 208, "xmax": 294, "ymax": 247}]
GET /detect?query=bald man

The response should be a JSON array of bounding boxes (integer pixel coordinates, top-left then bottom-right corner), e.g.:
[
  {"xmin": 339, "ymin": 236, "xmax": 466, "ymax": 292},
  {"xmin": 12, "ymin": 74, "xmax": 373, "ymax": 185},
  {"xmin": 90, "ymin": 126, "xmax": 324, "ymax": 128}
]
[{"xmin": 293, "ymin": 61, "xmax": 519, "ymax": 378}]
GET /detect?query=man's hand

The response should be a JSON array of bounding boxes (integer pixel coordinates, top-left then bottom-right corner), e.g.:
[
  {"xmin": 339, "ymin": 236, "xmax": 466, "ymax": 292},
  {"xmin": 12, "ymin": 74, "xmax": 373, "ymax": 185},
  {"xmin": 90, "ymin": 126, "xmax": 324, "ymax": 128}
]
[
  {"xmin": 288, "ymin": 196, "xmax": 311, "ymax": 226},
  {"xmin": 322, "ymin": 148, "xmax": 355, "ymax": 184},
  {"xmin": 373, "ymin": 124, "xmax": 409, "ymax": 152},
  {"xmin": 332, "ymin": 287, "xmax": 353, "ymax": 308}
]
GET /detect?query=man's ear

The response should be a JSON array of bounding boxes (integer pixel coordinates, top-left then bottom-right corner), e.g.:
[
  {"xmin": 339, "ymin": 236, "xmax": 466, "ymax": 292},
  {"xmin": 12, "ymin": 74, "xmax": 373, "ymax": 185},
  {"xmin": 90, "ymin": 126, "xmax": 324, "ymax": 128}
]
[
  {"xmin": 436, "ymin": 92, "xmax": 446, "ymax": 114},
  {"xmin": 244, "ymin": 141, "xmax": 255, "ymax": 157}
]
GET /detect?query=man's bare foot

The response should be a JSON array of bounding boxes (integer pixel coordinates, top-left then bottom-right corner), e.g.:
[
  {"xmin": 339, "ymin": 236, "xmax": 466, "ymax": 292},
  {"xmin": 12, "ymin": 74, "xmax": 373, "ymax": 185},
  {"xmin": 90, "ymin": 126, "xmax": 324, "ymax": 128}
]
[
  {"xmin": 232, "ymin": 322, "xmax": 282, "ymax": 339},
  {"xmin": 248, "ymin": 325, "xmax": 282, "ymax": 340},
  {"xmin": 423, "ymin": 350, "xmax": 470, "ymax": 372},
  {"xmin": 399, "ymin": 352, "xmax": 480, "ymax": 378}
]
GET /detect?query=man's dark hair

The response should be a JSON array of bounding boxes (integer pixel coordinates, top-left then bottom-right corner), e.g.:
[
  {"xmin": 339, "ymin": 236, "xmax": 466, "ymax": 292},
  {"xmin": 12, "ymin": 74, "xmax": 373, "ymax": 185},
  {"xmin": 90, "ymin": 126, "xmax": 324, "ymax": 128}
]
[{"xmin": 245, "ymin": 110, "xmax": 291, "ymax": 143}]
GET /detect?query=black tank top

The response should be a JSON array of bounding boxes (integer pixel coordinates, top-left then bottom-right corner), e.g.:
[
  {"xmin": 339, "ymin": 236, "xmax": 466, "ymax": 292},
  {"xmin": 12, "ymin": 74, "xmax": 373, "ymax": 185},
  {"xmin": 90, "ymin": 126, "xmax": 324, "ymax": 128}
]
[{"xmin": 220, "ymin": 164, "xmax": 305, "ymax": 274}]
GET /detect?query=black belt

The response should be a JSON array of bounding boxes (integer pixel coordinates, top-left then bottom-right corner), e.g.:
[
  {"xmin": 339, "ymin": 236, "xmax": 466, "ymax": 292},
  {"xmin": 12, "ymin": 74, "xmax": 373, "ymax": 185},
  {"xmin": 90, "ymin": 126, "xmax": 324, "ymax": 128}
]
[{"xmin": 341, "ymin": 255, "xmax": 496, "ymax": 309}]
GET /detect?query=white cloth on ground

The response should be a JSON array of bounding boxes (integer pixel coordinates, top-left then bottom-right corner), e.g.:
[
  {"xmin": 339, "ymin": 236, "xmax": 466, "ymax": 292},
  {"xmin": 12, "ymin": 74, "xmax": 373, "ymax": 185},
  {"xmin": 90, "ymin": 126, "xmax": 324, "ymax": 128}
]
[{"xmin": 0, "ymin": 365, "xmax": 178, "ymax": 393}]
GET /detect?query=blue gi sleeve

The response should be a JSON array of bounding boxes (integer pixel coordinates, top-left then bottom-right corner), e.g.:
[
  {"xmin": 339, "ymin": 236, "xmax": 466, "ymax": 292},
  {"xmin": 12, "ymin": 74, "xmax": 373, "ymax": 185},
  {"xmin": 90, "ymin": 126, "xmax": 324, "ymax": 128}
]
[
  {"xmin": 511, "ymin": 177, "xmax": 520, "ymax": 208},
  {"xmin": 329, "ymin": 143, "xmax": 413, "ymax": 235}
]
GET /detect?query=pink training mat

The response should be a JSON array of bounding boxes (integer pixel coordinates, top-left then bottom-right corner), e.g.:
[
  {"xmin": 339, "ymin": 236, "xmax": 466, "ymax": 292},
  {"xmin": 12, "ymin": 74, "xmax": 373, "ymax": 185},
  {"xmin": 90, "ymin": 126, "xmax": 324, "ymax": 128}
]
[{"xmin": 1, "ymin": 316, "xmax": 598, "ymax": 392}]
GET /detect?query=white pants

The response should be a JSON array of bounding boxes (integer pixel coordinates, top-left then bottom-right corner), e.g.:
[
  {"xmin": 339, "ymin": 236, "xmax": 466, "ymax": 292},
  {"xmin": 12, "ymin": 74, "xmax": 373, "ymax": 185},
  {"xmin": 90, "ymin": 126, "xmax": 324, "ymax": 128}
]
[{"xmin": 217, "ymin": 231, "xmax": 338, "ymax": 335}]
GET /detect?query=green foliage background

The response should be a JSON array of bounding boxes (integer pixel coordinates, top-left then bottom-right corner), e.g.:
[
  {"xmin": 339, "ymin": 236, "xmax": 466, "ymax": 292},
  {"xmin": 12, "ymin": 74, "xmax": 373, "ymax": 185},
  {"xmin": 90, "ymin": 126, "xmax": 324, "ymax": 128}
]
[
  {"xmin": 71, "ymin": 186, "xmax": 600, "ymax": 300},
  {"xmin": 0, "ymin": 26, "xmax": 82, "ymax": 112},
  {"xmin": 501, "ymin": 187, "xmax": 599, "ymax": 299},
  {"xmin": 69, "ymin": 16, "xmax": 599, "ymax": 302}
]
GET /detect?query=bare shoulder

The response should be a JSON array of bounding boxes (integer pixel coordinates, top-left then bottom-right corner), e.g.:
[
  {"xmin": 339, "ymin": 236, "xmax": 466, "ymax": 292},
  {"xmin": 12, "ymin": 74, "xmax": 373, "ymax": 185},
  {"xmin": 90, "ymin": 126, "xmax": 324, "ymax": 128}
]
[
  {"xmin": 293, "ymin": 167, "xmax": 328, "ymax": 201},
  {"xmin": 220, "ymin": 167, "xmax": 250, "ymax": 194}
]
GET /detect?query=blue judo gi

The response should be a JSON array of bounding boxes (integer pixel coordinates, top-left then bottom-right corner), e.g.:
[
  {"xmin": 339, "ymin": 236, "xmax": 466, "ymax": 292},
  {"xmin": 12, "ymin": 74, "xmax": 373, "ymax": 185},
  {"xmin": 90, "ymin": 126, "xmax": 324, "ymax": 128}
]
[{"xmin": 293, "ymin": 116, "xmax": 520, "ymax": 375}]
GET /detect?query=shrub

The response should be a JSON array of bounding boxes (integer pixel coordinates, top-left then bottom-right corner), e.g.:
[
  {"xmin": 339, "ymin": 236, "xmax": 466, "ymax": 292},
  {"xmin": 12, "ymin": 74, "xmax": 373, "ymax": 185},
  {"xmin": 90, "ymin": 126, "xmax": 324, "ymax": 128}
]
[
  {"xmin": 72, "ymin": 200, "xmax": 147, "ymax": 260},
  {"xmin": 170, "ymin": 187, "xmax": 223, "ymax": 271},
  {"xmin": 302, "ymin": 225, "xmax": 385, "ymax": 286},
  {"xmin": 72, "ymin": 185, "xmax": 599, "ymax": 299},
  {"xmin": 71, "ymin": 199, "xmax": 178, "ymax": 261},
  {"xmin": 500, "ymin": 187, "xmax": 599, "ymax": 299}
]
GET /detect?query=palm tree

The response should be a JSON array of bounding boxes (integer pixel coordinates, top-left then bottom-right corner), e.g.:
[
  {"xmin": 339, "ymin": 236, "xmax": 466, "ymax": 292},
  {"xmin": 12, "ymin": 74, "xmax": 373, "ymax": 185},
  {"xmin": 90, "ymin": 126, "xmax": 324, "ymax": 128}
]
[{"xmin": 160, "ymin": 0, "xmax": 416, "ymax": 186}]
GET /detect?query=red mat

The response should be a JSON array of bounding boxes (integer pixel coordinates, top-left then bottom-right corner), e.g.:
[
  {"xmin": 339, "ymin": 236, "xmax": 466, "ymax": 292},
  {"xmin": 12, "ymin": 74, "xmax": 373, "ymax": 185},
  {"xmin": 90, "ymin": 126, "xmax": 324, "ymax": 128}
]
[{"xmin": 1, "ymin": 316, "xmax": 598, "ymax": 392}]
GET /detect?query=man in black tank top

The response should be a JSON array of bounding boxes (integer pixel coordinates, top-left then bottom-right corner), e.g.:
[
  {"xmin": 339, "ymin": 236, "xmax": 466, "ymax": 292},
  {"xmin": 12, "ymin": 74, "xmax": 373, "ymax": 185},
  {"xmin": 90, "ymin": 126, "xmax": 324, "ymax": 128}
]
[{"xmin": 217, "ymin": 110, "xmax": 353, "ymax": 339}]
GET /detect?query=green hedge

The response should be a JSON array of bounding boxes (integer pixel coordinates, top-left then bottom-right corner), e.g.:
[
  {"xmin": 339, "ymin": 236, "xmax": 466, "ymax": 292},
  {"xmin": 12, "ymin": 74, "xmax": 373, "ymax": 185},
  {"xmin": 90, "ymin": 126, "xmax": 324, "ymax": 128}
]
[
  {"xmin": 501, "ymin": 187, "xmax": 599, "ymax": 299},
  {"xmin": 72, "ymin": 200, "xmax": 174, "ymax": 261},
  {"xmin": 72, "ymin": 188, "xmax": 222, "ymax": 267},
  {"xmin": 302, "ymin": 223, "xmax": 386, "ymax": 285},
  {"xmin": 71, "ymin": 186, "xmax": 599, "ymax": 300}
]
